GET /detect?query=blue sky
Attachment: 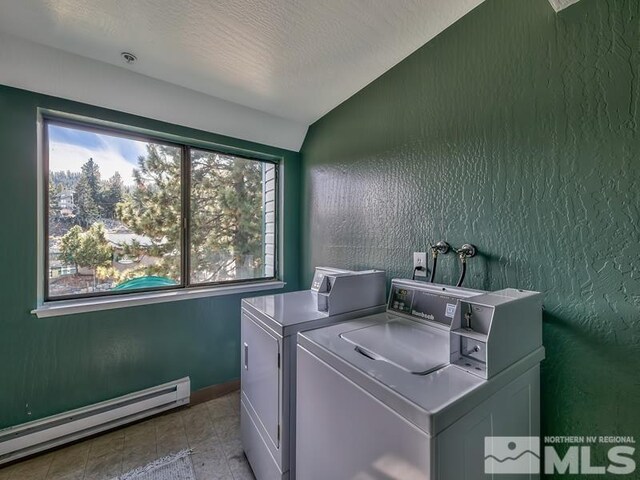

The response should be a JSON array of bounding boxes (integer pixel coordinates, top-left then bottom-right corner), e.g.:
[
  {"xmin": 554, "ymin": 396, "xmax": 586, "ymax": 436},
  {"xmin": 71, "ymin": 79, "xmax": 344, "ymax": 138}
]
[{"xmin": 48, "ymin": 124, "xmax": 148, "ymax": 185}]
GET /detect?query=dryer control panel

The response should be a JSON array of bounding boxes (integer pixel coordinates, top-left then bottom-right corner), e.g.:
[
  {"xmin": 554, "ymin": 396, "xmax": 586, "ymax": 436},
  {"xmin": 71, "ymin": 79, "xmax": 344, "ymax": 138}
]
[{"xmin": 313, "ymin": 267, "xmax": 387, "ymax": 316}]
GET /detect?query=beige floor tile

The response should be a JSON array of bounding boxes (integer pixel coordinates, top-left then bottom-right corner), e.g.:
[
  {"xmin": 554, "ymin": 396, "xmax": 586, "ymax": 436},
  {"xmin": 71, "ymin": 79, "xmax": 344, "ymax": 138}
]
[
  {"xmin": 154, "ymin": 411, "xmax": 184, "ymax": 437},
  {"xmin": 82, "ymin": 450, "xmax": 122, "ymax": 480},
  {"xmin": 206, "ymin": 396, "xmax": 236, "ymax": 421},
  {"xmin": 191, "ymin": 452, "xmax": 234, "ymax": 480},
  {"xmin": 1, "ymin": 452, "xmax": 54, "ymax": 480},
  {"xmin": 190, "ymin": 435, "xmax": 227, "ymax": 461},
  {"xmin": 47, "ymin": 443, "xmax": 89, "ymax": 480},
  {"xmin": 185, "ymin": 420, "xmax": 218, "ymax": 448},
  {"xmin": 156, "ymin": 429, "xmax": 189, "ymax": 457},
  {"xmin": 213, "ymin": 415, "xmax": 240, "ymax": 442},
  {"xmin": 88, "ymin": 430, "xmax": 125, "ymax": 459},
  {"xmin": 230, "ymin": 459, "xmax": 256, "ymax": 480},
  {"xmin": 121, "ymin": 419, "xmax": 156, "ymax": 440},
  {"xmin": 182, "ymin": 405, "xmax": 210, "ymax": 425},
  {"xmin": 222, "ymin": 436, "xmax": 243, "ymax": 456},
  {"xmin": 226, "ymin": 451, "xmax": 250, "ymax": 475},
  {"xmin": 228, "ymin": 391, "xmax": 241, "ymax": 411},
  {"xmin": 183, "ymin": 406, "xmax": 218, "ymax": 444},
  {"xmin": 48, "ymin": 473, "xmax": 85, "ymax": 480},
  {"xmin": 183, "ymin": 403, "xmax": 209, "ymax": 417},
  {"xmin": 120, "ymin": 444, "xmax": 157, "ymax": 474},
  {"xmin": 122, "ymin": 428, "xmax": 156, "ymax": 453},
  {"xmin": 221, "ymin": 437, "xmax": 247, "ymax": 476}
]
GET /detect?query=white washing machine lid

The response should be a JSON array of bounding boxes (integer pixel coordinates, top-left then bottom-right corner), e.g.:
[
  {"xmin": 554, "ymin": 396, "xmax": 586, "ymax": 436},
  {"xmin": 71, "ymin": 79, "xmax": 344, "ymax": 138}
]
[
  {"xmin": 298, "ymin": 313, "xmax": 544, "ymax": 436},
  {"xmin": 339, "ymin": 317, "xmax": 449, "ymax": 375}
]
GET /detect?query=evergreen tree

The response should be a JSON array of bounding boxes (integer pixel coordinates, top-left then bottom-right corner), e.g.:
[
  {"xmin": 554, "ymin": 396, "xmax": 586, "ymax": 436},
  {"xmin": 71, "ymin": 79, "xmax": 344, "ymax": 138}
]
[
  {"xmin": 59, "ymin": 225, "xmax": 84, "ymax": 271},
  {"xmin": 50, "ymin": 170, "xmax": 81, "ymax": 190},
  {"xmin": 59, "ymin": 223, "xmax": 113, "ymax": 283},
  {"xmin": 76, "ymin": 223, "xmax": 113, "ymax": 277},
  {"xmin": 75, "ymin": 158, "xmax": 102, "ymax": 227},
  {"xmin": 117, "ymin": 145, "xmax": 182, "ymax": 279},
  {"xmin": 190, "ymin": 152, "xmax": 263, "ymax": 281},
  {"xmin": 49, "ymin": 180, "xmax": 61, "ymax": 219},
  {"xmin": 102, "ymin": 172, "xmax": 124, "ymax": 219},
  {"xmin": 117, "ymin": 145, "xmax": 264, "ymax": 282}
]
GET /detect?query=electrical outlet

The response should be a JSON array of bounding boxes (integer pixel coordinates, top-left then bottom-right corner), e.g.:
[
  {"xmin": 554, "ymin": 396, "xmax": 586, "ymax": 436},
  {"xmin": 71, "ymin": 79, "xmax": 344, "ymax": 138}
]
[{"xmin": 413, "ymin": 252, "xmax": 427, "ymax": 277}]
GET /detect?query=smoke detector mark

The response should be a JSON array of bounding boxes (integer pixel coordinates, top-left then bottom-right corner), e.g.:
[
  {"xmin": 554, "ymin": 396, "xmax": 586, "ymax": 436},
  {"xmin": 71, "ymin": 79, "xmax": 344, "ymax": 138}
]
[{"xmin": 121, "ymin": 52, "xmax": 137, "ymax": 65}]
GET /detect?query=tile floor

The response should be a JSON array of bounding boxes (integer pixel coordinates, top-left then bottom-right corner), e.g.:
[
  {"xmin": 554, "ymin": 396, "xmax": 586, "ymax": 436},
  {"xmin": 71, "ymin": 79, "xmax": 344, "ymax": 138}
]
[{"xmin": 0, "ymin": 390, "xmax": 254, "ymax": 480}]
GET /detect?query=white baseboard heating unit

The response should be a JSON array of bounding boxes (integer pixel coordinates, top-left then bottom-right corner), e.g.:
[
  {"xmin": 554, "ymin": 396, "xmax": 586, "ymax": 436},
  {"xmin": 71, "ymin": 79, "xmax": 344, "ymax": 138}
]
[{"xmin": 0, "ymin": 377, "xmax": 190, "ymax": 465}]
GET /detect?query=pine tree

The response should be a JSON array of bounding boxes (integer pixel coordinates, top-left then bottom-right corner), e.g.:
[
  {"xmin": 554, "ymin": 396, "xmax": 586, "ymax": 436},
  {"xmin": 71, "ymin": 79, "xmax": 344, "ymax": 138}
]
[
  {"xmin": 59, "ymin": 224, "xmax": 113, "ymax": 284},
  {"xmin": 49, "ymin": 180, "xmax": 61, "ymax": 219},
  {"xmin": 186, "ymin": 150, "xmax": 263, "ymax": 281},
  {"xmin": 117, "ymin": 145, "xmax": 182, "ymax": 279},
  {"xmin": 76, "ymin": 223, "xmax": 113, "ymax": 279},
  {"xmin": 117, "ymin": 145, "xmax": 264, "ymax": 282},
  {"xmin": 50, "ymin": 171, "xmax": 81, "ymax": 190},
  {"xmin": 102, "ymin": 172, "xmax": 124, "ymax": 219},
  {"xmin": 59, "ymin": 225, "xmax": 84, "ymax": 271},
  {"xmin": 75, "ymin": 158, "xmax": 102, "ymax": 227}
]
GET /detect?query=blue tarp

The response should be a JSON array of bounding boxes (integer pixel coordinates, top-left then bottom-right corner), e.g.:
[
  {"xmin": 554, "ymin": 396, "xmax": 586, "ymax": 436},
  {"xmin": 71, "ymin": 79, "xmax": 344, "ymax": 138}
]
[{"xmin": 113, "ymin": 276, "xmax": 178, "ymax": 290}]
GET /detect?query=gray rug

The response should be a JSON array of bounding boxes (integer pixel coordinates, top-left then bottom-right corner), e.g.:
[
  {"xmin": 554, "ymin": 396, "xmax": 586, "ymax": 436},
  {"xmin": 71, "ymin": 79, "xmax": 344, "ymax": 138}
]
[{"xmin": 114, "ymin": 449, "xmax": 196, "ymax": 480}]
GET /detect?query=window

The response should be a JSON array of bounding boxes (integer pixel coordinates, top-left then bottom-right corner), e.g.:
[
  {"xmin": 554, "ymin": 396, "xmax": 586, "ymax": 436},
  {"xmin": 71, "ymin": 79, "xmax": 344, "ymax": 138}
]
[{"xmin": 44, "ymin": 117, "xmax": 277, "ymax": 300}]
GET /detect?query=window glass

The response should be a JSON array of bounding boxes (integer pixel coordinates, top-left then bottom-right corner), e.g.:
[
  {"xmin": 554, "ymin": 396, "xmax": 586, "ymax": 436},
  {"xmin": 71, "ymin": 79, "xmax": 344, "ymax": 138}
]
[
  {"xmin": 45, "ymin": 119, "xmax": 277, "ymax": 301},
  {"xmin": 47, "ymin": 123, "xmax": 182, "ymax": 298},
  {"xmin": 189, "ymin": 149, "xmax": 274, "ymax": 283}
]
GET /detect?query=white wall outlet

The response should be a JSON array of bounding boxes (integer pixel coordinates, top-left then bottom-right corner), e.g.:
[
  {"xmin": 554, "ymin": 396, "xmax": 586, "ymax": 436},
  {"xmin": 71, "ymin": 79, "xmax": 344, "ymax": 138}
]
[{"xmin": 413, "ymin": 252, "xmax": 427, "ymax": 277}]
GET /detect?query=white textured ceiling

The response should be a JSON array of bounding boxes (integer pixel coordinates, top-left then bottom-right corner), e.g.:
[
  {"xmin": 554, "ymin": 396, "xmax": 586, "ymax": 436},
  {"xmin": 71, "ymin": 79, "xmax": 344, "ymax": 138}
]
[{"xmin": 0, "ymin": 0, "xmax": 484, "ymax": 125}]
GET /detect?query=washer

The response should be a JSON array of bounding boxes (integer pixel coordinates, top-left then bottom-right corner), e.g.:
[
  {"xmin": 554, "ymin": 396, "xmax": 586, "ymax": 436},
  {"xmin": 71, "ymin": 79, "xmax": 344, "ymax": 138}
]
[
  {"xmin": 296, "ymin": 279, "xmax": 544, "ymax": 480},
  {"xmin": 241, "ymin": 267, "xmax": 387, "ymax": 480}
]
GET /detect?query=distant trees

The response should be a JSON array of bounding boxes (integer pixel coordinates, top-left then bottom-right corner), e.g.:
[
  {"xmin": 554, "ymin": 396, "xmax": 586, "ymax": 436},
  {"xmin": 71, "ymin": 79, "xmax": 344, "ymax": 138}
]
[
  {"xmin": 102, "ymin": 172, "xmax": 124, "ymax": 218},
  {"xmin": 50, "ymin": 159, "xmax": 125, "ymax": 225},
  {"xmin": 49, "ymin": 181, "xmax": 61, "ymax": 218},
  {"xmin": 74, "ymin": 158, "xmax": 102, "ymax": 227},
  {"xmin": 49, "ymin": 171, "xmax": 80, "ymax": 190}
]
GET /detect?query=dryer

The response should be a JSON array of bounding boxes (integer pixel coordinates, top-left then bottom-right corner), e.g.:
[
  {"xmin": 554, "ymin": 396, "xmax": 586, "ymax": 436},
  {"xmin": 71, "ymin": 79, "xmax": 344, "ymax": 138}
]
[
  {"xmin": 296, "ymin": 279, "xmax": 544, "ymax": 480},
  {"xmin": 241, "ymin": 267, "xmax": 387, "ymax": 480}
]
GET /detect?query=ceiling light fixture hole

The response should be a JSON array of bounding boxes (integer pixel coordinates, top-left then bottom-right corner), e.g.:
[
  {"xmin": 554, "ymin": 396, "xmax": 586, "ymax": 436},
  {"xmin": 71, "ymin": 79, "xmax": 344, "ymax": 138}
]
[{"xmin": 121, "ymin": 52, "xmax": 137, "ymax": 65}]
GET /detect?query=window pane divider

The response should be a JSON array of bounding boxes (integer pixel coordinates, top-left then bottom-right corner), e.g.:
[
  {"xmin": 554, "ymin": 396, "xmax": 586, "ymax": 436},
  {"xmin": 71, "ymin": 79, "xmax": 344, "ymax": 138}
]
[{"xmin": 181, "ymin": 144, "xmax": 191, "ymax": 288}]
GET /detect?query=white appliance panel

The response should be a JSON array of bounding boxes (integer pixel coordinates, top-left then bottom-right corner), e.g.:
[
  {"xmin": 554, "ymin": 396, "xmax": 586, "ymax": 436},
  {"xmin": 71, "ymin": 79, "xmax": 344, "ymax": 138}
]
[
  {"xmin": 241, "ymin": 312, "xmax": 281, "ymax": 450},
  {"xmin": 296, "ymin": 346, "xmax": 432, "ymax": 480}
]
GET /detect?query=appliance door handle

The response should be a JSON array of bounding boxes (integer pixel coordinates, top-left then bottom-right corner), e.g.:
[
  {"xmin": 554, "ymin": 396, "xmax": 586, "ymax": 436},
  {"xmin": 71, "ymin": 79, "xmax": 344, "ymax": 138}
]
[{"xmin": 244, "ymin": 343, "xmax": 249, "ymax": 370}]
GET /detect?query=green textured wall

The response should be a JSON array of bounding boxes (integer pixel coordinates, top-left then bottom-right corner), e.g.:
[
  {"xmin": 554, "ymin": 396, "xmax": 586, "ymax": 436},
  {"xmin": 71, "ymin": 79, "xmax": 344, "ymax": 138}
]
[
  {"xmin": 0, "ymin": 85, "xmax": 300, "ymax": 429},
  {"xmin": 301, "ymin": 0, "xmax": 640, "ymax": 461}
]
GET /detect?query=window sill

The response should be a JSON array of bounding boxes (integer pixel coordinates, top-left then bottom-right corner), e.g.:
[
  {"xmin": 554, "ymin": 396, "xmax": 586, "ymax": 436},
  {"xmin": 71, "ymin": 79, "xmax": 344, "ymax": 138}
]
[{"xmin": 32, "ymin": 280, "xmax": 286, "ymax": 318}]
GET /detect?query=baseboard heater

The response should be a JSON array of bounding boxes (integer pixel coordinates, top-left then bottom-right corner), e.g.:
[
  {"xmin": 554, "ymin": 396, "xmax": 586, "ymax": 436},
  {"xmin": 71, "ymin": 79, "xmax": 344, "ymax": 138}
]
[{"xmin": 0, "ymin": 377, "xmax": 190, "ymax": 465}]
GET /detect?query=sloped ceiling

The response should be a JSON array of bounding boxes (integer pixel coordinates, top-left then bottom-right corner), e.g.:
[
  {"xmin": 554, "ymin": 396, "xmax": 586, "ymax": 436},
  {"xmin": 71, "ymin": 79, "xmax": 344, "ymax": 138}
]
[{"xmin": 0, "ymin": 0, "xmax": 578, "ymax": 150}]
